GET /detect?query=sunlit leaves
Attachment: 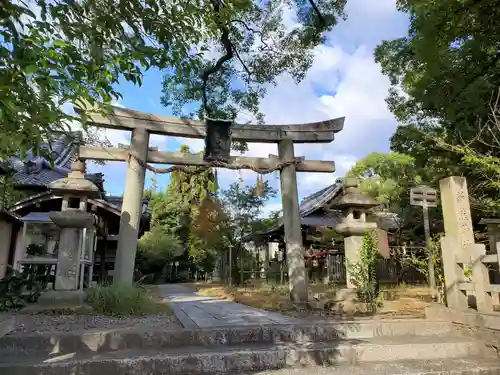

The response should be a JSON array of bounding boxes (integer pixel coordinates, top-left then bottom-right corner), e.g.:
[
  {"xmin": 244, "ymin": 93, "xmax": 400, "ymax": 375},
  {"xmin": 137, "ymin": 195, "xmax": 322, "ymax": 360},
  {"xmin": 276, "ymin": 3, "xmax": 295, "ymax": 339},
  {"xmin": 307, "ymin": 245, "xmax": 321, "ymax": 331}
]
[
  {"xmin": 375, "ymin": 0, "xmax": 500, "ymax": 215},
  {"xmin": 161, "ymin": 0, "xmax": 346, "ymax": 149}
]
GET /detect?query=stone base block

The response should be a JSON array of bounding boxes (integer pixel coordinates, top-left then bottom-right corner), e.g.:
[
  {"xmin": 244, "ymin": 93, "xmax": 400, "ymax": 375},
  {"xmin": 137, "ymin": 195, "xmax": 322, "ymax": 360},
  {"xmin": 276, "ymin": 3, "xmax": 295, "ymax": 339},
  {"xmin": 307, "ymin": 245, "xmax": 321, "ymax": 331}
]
[{"xmin": 36, "ymin": 290, "xmax": 87, "ymax": 308}]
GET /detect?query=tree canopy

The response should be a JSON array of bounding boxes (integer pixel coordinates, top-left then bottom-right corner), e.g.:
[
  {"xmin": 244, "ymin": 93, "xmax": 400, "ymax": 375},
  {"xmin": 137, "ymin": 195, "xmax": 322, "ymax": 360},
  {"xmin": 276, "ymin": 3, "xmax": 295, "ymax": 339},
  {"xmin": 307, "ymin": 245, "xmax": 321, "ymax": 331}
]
[
  {"xmin": 2, "ymin": 0, "xmax": 347, "ymax": 158},
  {"xmin": 375, "ymin": 0, "xmax": 500, "ymax": 215}
]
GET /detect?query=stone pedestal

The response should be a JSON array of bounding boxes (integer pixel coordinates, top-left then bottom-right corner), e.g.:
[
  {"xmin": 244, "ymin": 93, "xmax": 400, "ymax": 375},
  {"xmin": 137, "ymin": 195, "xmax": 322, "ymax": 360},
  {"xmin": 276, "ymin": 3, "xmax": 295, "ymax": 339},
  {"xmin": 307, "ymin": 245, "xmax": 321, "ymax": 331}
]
[
  {"xmin": 49, "ymin": 210, "xmax": 94, "ymax": 291},
  {"xmin": 54, "ymin": 227, "xmax": 80, "ymax": 290},
  {"xmin": 344, "ymin": 236, "xmax": 363, "ymax": 288}
]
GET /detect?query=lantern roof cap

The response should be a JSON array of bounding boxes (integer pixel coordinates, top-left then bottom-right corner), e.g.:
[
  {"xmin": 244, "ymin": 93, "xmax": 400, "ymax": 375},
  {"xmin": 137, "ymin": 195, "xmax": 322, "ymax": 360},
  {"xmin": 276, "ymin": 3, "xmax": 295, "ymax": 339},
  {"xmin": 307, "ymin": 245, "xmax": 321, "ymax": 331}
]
[
  {"xmin": 48, "ymin": 160, "xmax": 100, "ymax": 198},
  {"xmin": 329, "ymin": 177, "xmax": 380, "ymax": 210}
]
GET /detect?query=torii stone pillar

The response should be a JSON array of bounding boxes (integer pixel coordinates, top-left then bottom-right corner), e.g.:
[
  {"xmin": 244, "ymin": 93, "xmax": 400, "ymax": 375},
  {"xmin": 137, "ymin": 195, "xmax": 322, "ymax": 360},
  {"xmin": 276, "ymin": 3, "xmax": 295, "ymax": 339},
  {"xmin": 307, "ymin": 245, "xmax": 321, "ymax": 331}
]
[
  {"xmin": 279, "ymin": 139, "xmax": 308, "ymax": 302},
  {"xmin": 329, "ymin": 178, "xmax": 379, "ymax": 289},
  {"xmin": 114, "ymin": 128, "xmax": 150, "ymax": 285}
]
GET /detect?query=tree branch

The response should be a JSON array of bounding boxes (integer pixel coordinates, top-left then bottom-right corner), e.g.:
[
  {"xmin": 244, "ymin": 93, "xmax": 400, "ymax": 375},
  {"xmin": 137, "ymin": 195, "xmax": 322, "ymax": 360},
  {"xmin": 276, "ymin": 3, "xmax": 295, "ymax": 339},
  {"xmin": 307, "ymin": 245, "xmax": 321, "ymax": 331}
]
[{"xmin": 201, "ymin": 0, "xmax": 234, "ymax": 118}]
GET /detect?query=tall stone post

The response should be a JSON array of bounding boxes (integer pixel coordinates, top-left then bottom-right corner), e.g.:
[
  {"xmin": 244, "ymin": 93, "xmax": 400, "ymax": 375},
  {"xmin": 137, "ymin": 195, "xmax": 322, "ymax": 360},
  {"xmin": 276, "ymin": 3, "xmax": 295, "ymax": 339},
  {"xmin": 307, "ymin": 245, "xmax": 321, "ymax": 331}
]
[
  {"xmin": 115, "ymin": 128, "xmax": 150, "ymax": 285},
  {"xmin": 278, "ymin": 139, "xmax": 307, "ymax": 302},
  {"xmin": 439, "ymin": 177, "xmax": 475, "ymax": 308},
  {"xmin": 439, "ymin": 177, "xmax": 475, "ymax": 253},
  {"xmin": 329, "ymin": 178, "xmax": 379, "ymax": 289}
]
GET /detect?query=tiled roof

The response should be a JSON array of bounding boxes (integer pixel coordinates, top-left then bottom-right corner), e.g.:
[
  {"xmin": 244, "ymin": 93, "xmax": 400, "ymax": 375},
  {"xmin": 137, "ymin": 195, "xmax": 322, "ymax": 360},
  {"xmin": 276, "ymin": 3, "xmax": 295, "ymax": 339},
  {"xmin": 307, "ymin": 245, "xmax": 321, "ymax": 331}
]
[
  {"xmin": 254, "ymin": 180, "xmax": 401, "ymax": 238},
  {"xmin": 2, "ymin": 131, "xmax": 104, "ymax": 191},
  {"xmin": 4, "ymin": 131, "xmax": 81, "ymax": 187}
]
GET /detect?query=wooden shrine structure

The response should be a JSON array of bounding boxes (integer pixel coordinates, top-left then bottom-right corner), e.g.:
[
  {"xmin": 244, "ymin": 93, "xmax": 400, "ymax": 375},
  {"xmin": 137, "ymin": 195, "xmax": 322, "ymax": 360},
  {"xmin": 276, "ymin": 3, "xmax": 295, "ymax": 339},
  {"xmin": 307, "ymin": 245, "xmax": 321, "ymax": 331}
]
[{"xmin": 76, "ymin": 105, "xmax": 344, "ymax": 302}]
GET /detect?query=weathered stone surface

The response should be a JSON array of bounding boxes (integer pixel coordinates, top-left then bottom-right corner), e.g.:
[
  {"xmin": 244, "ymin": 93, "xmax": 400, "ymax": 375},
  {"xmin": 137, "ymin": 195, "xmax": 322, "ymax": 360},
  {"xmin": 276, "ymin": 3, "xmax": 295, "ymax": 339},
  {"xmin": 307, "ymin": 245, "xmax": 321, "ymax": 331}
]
[
  {"xmin": 54, "ymin": 228, "xmax": 81, "ymax": 291},
  {"xmin": 0, "ymin": 335, "xmax": 494, "ymax": 375},
  {"xmin": 242, "ymin": 358, "xmax": 500, "ymax": 375},
  {"xmin": 49, "ymin": 211, "xmax": 94, "ymax": 228},
  {"xmin": 48, "ymin": 160, "xmax": 100, "ymax": 198},
  {"xmin": 159, "ymin": 281, "xmax": 300, "ymax": 328},
  {"xmin": 0, "ymin": 319, "xmax": 458, "ymax": 358}
]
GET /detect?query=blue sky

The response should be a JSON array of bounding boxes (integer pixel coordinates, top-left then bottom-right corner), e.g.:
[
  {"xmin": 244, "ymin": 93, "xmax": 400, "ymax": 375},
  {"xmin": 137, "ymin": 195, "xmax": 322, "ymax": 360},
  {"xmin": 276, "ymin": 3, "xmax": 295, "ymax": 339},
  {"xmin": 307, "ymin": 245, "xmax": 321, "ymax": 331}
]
[{"xmin": 86, "ymin": 0, "xmax": 410, "ymax": 216}]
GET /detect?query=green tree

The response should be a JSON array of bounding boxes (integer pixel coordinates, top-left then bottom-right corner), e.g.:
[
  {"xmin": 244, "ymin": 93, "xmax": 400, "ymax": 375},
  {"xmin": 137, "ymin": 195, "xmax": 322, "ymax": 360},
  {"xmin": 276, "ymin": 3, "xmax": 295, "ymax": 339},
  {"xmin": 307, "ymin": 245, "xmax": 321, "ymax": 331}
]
[
  {"xmin": 2, "ymin": 0, "xmax": 346, "ymax": 158},
  {"xmin": 161, "ymin": 0, "xmax": 347, "ymax": 151},
  {"xmin": 144, "ymin": 145, "xmax": 222, "ymax": 276},
  {"xmin": 219, "ymin": 180, "xmax": 277, "ymax": 284},
  {"xmin": 346, "ymin": 152, "xmax": 441, "ymax": 246},
  {"xmin": 137, "ymin": 226, "xmax": 184, "ymax": 282},
  {"xmin": 221, "ymin": 180, "xmax": 277, "ymax": 248},
  {"xmin": 1, "ymin": 0, "xmax": 208, "ymax": 158},
  {"xmin": 375, "ymin": 0, "xmax": 500, "ymax": 215},
  {"xmin": 346, "ymin": 152, "xmax": 423, "ymax": 212}
]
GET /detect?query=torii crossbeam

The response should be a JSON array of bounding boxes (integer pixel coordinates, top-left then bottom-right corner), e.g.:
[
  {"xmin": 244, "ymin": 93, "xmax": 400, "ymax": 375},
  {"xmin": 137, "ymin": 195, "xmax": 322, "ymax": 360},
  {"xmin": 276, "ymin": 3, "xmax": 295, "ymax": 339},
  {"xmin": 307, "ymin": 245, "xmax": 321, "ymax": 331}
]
[{"xmin": 77, "ymin": 105, "xmax": 344, "ymax": 302}]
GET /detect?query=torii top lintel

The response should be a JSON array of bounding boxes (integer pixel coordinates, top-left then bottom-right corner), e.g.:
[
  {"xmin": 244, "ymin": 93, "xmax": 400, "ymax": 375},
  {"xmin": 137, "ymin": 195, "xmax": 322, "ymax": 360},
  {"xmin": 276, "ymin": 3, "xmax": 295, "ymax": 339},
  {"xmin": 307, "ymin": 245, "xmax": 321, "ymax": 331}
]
[{"xmin": 75, "ymin": 105, "xmax": 344, "ymax": 143}]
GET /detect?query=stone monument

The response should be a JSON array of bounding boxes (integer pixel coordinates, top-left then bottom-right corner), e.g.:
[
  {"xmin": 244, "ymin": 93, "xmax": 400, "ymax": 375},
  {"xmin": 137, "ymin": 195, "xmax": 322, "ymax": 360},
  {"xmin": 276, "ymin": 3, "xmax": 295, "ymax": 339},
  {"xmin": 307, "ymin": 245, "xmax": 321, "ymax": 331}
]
[
  {"xmin": 41, "ymin": 160, "xmax": 99, "ymax": 305},
  {"xmin": 329, "ymin": 178, "xmax": 380, "ymax": 289}
]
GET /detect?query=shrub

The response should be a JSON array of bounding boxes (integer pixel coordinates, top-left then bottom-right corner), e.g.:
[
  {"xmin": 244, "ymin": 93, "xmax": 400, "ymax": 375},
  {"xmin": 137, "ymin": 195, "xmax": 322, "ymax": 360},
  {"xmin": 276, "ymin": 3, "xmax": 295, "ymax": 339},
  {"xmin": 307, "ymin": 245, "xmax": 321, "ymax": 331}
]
[
  {"xmin": 86, "ymin": 284, "xmax": 166, "ymax": 316},
  {"xmin": 347, "ymin": 231, "xmax": 380, "ymax": 309}
]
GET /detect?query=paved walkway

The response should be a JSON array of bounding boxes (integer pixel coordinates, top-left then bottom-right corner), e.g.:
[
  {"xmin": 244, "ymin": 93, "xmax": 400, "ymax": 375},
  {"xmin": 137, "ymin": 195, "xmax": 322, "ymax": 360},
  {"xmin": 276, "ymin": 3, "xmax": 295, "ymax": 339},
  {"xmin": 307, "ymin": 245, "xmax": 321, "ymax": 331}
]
[{"xmin": 158, "ymin": 283, "xmax": 301, "ymax": 328}]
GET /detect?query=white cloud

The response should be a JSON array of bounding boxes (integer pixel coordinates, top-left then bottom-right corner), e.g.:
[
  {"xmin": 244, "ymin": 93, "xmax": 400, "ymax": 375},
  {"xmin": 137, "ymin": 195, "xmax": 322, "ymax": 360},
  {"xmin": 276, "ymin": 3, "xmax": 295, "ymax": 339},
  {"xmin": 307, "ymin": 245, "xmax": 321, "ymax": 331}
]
[{"xmin": 87, "ymin": 0, "xmax": 409, "ymax": 205}]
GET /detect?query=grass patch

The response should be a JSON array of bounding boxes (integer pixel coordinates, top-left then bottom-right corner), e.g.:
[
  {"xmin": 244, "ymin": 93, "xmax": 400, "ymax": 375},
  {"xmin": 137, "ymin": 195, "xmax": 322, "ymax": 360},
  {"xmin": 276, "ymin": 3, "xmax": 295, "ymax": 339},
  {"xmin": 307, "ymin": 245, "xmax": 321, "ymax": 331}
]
[{"xmin": 86, "ymin": 284, "xmax": 172, "ymax": 316}]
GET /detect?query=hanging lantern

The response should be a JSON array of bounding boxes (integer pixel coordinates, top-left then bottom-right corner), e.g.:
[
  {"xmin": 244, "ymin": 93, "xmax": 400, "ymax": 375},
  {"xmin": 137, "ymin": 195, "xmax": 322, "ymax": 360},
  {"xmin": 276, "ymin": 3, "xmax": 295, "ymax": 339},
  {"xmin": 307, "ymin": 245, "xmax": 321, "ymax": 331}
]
[
  {"xmin": 204, "ymin": 118, "xmax": 233, "ymax": 162},
  {"xmin": 254, "ymin": 174, "xmax": 265, "ymax": 197}
]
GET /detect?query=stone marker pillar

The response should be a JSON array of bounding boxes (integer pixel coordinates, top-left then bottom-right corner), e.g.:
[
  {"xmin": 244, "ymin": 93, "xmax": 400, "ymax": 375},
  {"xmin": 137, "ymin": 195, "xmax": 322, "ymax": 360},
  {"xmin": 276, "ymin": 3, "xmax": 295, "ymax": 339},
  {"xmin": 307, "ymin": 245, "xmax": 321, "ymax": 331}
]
[
  {"xmin": 329, "ymin": 178, "xmax": 379, "ymax": 289},
  {"xmin": 439, "ymin": 177, "xmax": 475, "ymax": 254},
  {"xmin": 115, "ymin": 128, "xmax": 150, "ymax": 285},
  {"xmin": 439, "ymin": 176, "xmax": 475, "ymax": 308},
  {"xmin": 278, "ymin": 139, "xmax": 307, "ymax": 302}
]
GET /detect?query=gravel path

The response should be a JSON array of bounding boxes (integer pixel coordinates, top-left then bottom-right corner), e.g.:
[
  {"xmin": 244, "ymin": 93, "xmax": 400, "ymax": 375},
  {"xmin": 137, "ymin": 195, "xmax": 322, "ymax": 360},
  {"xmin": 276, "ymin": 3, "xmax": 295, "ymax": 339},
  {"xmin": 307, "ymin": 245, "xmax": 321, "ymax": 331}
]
[{"xmin": 11, "ymin": 312, "xmax": 181, "ymax": 334}]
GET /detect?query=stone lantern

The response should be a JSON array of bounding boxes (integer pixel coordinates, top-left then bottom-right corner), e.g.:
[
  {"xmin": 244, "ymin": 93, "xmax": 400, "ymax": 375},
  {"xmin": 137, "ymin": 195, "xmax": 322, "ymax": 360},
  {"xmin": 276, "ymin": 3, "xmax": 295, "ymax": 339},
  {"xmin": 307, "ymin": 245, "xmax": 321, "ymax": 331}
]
[
  {"xmin": 329, "ymin": 178, "xmax": 380, "ymax": 289},
  {"xmin": 46, "ymin": 160, "xmax": 99, "ymax": 301}
]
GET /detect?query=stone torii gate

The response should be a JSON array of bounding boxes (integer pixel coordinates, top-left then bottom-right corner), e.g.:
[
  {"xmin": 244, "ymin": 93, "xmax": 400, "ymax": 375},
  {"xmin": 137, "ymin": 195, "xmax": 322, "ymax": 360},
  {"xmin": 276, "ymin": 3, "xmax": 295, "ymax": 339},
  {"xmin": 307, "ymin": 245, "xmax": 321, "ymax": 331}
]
[{"xmin": 76, "ymin": 105, "xmax": 344, "ymax": 302}]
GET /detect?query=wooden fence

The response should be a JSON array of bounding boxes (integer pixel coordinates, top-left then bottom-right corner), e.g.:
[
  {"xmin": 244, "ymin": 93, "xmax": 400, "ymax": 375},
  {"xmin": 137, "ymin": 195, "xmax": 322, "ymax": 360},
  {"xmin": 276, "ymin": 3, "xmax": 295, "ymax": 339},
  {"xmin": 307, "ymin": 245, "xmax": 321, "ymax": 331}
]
[{"xmin": 326, "ymin": 254, "xmax": 426, "ymax": 285}]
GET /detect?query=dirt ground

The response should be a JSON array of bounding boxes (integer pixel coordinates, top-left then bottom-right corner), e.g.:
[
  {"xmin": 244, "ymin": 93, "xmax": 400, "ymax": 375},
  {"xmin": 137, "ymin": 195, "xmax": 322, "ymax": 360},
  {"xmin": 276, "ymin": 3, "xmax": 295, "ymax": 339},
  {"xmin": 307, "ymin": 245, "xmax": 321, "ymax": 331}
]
[{"xmin": 195, "ymin": 281, "xmax": 432, "ymax": 320}]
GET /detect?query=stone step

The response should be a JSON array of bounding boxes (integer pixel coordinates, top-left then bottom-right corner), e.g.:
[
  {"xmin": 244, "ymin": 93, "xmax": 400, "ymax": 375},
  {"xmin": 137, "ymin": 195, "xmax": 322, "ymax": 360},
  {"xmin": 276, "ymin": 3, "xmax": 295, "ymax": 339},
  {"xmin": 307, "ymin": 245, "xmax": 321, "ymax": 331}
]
[
  {"xmin": 0, "ymin": 335, "xmax": 494, "ymax": 375},
  {"xmin": 0, "ymin": 319, "xmax": 455, "ymax": 357},
  {"xmin": 239, "ymin": 358, "xmax": 500, "ymax": 375}
]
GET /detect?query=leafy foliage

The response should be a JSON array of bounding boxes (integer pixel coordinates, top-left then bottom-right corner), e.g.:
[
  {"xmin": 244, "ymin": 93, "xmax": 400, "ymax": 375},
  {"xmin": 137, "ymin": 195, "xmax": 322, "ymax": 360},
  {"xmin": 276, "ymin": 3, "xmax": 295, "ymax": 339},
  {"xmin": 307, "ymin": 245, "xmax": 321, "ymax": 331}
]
[
  {"xmin": 87, "ymin": 284, "xmax": 170, "ymax": 316},
  {"xmin": 161, "ymin": 0, "xmax": 347, "ymax": 151},
  {"xmin": 138, "ymin": 226, "xmax": 183, "ymax": 262},
  {"xmin": 375, "ymin": 0, "xmax": 500, "ymax": 215},
  {"xmin": 139, "ymin": 145, "xmax": 222, "ymax": 278},
  {"xmin": 0, "ymin": 267, "xmax": 44, "ymax": 311},
  {"xmin": 346, "ymin": 152, "xmax": 423, "ymax": 213},
  {"xmin": 1, "ymin": 0, "xmax": 211, "ymax": 159},
  {"xmin": 221, "ymin": 179, "xmax": 277, "ymax": 247},
  {"xmin": 218, "ymin": 179, "xmax": 277, "ymax": 285},
  {"xmin": 402, "ymin": 235, "xmax": 444, "ymax": 302},
  {"xmin": 2, "ymin": 0, "xmax": 347, "ymax": 158},
  {"xmin": 346, "ymin": 152, "xmax": 441, "ymax": 245}
]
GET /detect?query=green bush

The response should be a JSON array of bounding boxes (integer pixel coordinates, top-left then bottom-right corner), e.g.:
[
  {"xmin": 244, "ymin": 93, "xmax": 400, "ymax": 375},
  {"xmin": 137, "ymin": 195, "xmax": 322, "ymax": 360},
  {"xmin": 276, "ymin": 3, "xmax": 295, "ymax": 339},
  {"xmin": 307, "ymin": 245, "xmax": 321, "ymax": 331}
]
[
  {"xmin": 347, "ymin": 231, "xmax": 380, "ymax": 309},
  {"xmin": 86, "ymin": 284, "xmax": 166, "ymax": 316}
]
